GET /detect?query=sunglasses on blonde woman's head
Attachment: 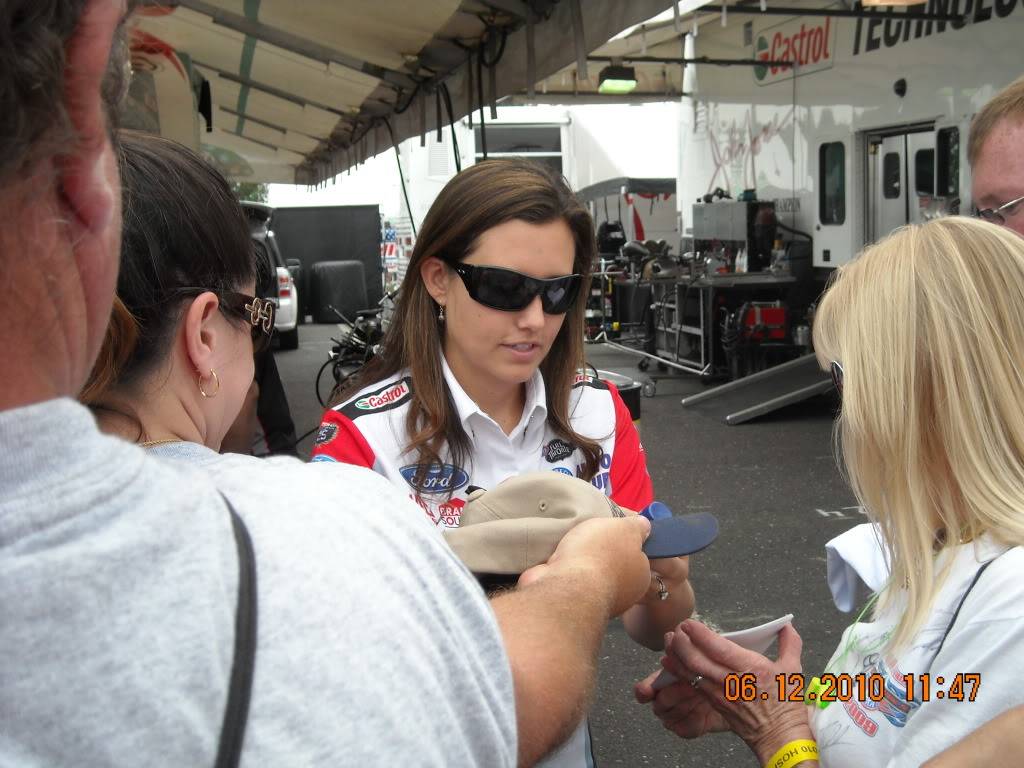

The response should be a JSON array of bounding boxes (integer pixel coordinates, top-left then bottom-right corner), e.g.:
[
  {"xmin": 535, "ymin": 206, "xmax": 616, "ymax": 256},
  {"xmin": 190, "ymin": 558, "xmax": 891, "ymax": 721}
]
[
  {"xmin": 830, "ymin": 361, "xmax": 844, "ymax": 395},
  {"xmin": 446, "ymin": 261, "xmax": 582, "ymax": 314}
]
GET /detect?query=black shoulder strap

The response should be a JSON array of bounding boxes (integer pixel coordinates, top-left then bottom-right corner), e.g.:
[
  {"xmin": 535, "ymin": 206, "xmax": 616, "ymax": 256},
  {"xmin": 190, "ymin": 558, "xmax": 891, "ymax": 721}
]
[
  {"xmin": 930, "ymin": 549, "xmax": 1007, "ymax": 665},
  {"xmin": 215, "ymin": 494, "xmax": 258, "ymax": 768}
]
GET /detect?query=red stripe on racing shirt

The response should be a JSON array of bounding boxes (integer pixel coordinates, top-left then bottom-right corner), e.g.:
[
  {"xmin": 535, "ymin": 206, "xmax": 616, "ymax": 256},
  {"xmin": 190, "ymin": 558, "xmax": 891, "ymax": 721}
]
[
  {"xmin": 310, "ymin": 409, "xmax": 377, "ymax": 469},
  {"xmin": 606, "ymin": 382, "xmax": 653, "ymax": 511}
]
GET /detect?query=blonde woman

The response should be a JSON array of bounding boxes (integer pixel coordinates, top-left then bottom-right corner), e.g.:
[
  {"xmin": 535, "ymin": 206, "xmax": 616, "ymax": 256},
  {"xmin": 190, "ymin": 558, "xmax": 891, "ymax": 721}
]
[{"xmin": 636, "ymin": 216, "xmax": 1024, "ymax": 767}]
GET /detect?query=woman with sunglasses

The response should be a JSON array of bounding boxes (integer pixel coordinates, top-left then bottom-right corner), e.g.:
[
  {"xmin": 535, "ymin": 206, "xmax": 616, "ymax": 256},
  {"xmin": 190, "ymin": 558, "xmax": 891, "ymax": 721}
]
[
  {"xmin": 81, "ymin": 130, "xmax": 276, "ymax": 452},
  {"xmin": 636, "ymin": 216, "xmax": 1024, "ymax": 768},
  {"xmin": 313, "ymin": 158, "xmax": 695, "ymax": 767}
]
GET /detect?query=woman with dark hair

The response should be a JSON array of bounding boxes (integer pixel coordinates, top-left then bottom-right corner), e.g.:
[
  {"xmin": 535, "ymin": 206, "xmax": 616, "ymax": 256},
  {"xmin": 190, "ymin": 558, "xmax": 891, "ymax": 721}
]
[
  {"xmin": 312, "ymin": 158, "xmax": 695, "ymax": 767},
  {"xmin": 81, "ymin": 130, "xmax": 276, "ymax": 449}
]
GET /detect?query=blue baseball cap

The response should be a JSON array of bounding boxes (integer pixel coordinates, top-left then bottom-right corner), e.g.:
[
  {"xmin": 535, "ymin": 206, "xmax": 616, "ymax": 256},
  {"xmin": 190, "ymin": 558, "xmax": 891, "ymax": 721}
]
[{"xmin": 641, "ymin": 502, "xmax": 719, "ymax": 559}]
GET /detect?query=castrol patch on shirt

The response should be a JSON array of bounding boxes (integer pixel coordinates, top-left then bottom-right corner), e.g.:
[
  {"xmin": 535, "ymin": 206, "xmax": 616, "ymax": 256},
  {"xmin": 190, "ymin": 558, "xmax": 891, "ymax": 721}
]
[{"xmin": 340, "ymin": 377, "xmax": 413, "ymax": 419}]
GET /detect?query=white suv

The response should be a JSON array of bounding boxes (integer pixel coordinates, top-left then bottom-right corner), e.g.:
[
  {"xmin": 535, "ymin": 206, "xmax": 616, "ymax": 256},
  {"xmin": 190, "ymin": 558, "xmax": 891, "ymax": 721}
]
[{"xmin": 243, "ymin": 202, "xmax": 300, "ymax": 350}]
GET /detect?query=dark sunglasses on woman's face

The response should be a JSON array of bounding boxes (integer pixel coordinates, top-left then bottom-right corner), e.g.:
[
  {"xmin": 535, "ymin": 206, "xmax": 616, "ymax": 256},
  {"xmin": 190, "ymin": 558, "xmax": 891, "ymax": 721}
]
[
  {"xmin": 446, "ymin": 261, "xmax": 582, "ymax": 314},
  {"xmin": 176, "ymin": 287, "xmax": 275, "ymax": 353}
]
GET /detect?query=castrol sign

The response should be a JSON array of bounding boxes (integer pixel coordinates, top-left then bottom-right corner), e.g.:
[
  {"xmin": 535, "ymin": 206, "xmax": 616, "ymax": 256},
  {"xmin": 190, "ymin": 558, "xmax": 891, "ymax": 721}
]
[{"xmin": 753, "ymin": 14, "xmax": 836, "ymax": 85}]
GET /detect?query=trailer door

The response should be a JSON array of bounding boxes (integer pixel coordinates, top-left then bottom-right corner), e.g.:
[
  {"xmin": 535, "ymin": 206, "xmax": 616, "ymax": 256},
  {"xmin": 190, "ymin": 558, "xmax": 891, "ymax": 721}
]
[
  {"xmin": 869, "ymin": 135, "xmax": 907, "ymax": 242},
  {"xmin": 908, "ymin": 132, "xmax": 937, "ymax": 225},
  {"xmin": 813, "ymin": 136, "xmax": 850, "ymax": 267},
  {"xmin": 866, "ymin": 126, "xmax": 936, "ymax": 243}
]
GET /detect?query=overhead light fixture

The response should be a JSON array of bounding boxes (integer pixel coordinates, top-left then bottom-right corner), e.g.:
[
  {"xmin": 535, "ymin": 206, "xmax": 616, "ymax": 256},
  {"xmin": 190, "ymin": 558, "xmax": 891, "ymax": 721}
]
[
  {"xmin": 861, "ymin": 0, "xmax": 926, "ymax": 5},
  {"xmin": 598, "ymin": 64, "xmax": 637, "ymax": 95}
]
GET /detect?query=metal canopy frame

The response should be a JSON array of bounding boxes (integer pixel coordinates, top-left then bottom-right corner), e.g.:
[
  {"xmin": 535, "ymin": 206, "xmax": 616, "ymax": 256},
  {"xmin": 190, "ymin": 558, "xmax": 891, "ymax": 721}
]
[
  {"xmin": 692, "ymin": 3, "xmax": 964, "ymax": 22},
  {"xmin": 589, "ymin": 54, "xmax": 794, "ymax": 68}
]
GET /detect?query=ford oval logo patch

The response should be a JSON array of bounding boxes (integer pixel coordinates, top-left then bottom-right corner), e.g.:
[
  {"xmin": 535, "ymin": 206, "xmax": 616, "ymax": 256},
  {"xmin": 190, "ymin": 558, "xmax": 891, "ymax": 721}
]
[{"xmin": 399, "ymin": 463, "xmax": 470, "ymax": 494}]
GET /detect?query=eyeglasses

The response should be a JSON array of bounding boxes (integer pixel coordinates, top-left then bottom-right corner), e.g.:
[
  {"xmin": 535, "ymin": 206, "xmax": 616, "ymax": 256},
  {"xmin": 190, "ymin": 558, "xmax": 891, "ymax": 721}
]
[
  {"xmin": 974, "ymin": 194, "xmax": 1024, "ymax": 226},
  {"xmin": 175, "ymin": 287, "xmax": 275, "ymax": 352},
  {"xmin": 447, "ymin": 262, "xmax": 582, "ymax": 314},
  {"xmin": 830, "ymin": 361, "xmax": 844, "ymax": 395}
]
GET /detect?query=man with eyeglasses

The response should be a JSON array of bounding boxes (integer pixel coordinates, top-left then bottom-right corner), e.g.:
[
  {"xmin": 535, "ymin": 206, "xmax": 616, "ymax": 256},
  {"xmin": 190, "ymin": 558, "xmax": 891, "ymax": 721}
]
[{"xmin": 970, "ymin": 74, "xmax": 1024, "ymax": 237}]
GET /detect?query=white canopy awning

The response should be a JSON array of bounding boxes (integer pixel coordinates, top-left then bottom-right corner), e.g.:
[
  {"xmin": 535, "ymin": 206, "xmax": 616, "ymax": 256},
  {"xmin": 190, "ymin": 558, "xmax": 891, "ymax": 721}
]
[{"xmin": 132, "ymin": 0, "xmax": 679, "ymax": 184}]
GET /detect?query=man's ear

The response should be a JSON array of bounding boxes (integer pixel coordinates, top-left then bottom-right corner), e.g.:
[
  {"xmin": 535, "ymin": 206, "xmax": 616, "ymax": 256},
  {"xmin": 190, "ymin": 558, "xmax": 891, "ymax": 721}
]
[
  {"xmin": 182, "ymin": 293, "xmax": 221, "ymax": 374},
  {"xmin": 420, "ymin": 257, "xmax": 451, "ymax": 306},
  {"xmin": 59, "ymin": 0, "xmax": 126, "ymax": 235}
]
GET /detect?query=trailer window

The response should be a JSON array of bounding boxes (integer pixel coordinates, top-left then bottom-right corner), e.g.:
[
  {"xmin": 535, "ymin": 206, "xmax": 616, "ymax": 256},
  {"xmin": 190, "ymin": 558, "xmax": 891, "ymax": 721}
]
[
  {"xmin": 819, "ymin": 142, "xmax": 845, "ymax": 225},
  {"xmin": 937, "ymin": 127, "xmax": 959, "ymax": 197},
  {"xmin": 915, "ymin": 149, "xmax": 935, "ymax": 196},
  {"xmin": 883, "ymin": 152, "xmax": 901, "ymax": 199}
]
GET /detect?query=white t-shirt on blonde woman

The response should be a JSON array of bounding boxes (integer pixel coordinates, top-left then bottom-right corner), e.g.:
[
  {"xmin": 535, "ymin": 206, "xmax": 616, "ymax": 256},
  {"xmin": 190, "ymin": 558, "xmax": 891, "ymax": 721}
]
[{"xmin": 810, "ymin": 535, "xmax": 1024, "ymax": 767}]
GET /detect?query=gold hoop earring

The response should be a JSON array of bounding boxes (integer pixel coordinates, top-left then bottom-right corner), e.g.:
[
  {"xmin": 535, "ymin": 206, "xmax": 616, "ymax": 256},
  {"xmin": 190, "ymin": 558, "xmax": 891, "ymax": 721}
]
[
  {"xmin": 198, "ymin": 368, "xmax": 220, "ymax": 398},
  {"xmin": 438, "ymin": 304, "xmax": 446, "ymax": 323}
]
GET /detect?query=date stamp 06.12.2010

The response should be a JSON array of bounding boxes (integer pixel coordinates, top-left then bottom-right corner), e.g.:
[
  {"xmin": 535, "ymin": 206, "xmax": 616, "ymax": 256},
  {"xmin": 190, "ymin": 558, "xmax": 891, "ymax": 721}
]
[{"xmin": 723, "ymin": 672, "xmax": 982, "ymax": 704}]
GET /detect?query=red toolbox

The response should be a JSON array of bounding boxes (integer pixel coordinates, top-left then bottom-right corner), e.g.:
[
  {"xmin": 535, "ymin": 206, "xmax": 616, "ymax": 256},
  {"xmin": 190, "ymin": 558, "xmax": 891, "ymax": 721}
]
[{"xmin": 741, "ymin": 302, "xmax": 788, "ymax": 341}]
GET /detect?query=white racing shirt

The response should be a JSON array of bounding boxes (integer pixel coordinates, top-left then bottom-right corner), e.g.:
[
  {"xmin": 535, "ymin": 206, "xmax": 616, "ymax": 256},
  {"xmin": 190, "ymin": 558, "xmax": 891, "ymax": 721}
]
[
  {"xmin": 312, "ymin": 359, "xmax": 653, "ymax": 523},
  {"xmin": 312, "ymin": 360, "xmax": 654, "ymax": 768}
]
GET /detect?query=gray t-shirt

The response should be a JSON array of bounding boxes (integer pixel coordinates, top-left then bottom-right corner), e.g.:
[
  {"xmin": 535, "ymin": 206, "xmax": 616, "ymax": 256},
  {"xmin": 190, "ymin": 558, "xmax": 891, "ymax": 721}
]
[{"xmin": 0, "ymin": 399, "xmax": 516, "ymax": 766}]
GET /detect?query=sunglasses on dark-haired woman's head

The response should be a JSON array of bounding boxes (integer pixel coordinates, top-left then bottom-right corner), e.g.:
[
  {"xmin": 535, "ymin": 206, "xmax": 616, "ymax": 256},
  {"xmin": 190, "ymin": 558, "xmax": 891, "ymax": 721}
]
[
  {"xmin": 175, "ymin": 287, "xmax": 276, "ymax": 353},
  {"xmin": 223, "ymin": 292, "xmax": 276, "ymax": 352},
  {"xmin": 446, "ymin": 261, "xmax": 582, "ymax": 315}
]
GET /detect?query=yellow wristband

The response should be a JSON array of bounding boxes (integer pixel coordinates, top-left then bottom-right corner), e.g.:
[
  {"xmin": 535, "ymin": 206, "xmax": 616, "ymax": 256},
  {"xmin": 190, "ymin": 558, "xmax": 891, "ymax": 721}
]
[{"xmin": 764, "ymin": 739, "xmax": 818, "ymax": 768}]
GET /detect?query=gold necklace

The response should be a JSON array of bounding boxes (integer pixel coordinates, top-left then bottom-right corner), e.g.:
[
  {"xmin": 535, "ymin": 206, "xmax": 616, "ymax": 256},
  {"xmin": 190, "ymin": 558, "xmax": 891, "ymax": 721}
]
[{"xmin": 138, "ymin": 438, "xmax": 183, "ymax": 448}]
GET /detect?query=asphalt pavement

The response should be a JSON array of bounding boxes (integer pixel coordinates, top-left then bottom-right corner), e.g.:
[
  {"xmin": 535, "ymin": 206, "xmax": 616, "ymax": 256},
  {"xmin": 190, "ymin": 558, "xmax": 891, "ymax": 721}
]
[{"xmin": 273, "ymin": 323, "xmax": 861, "ymax": 768}]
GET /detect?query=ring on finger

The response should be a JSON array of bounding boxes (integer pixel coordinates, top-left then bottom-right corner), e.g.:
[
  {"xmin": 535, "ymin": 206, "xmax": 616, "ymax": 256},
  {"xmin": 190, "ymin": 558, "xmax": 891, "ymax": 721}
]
[
  {"xmin": 652, "ymin": 573, "xmax": 669, "ymax": 601},
  {"xmin": 690, "ymin": 674, "xmax": 704, "ymax": 688}
]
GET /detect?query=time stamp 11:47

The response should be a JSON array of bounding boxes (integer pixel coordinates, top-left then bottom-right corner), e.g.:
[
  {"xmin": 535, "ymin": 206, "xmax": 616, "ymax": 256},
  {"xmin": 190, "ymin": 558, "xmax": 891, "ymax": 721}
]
[{"xmin": 724, "ymin": 672, "xmax": 982, "ymax": 703}]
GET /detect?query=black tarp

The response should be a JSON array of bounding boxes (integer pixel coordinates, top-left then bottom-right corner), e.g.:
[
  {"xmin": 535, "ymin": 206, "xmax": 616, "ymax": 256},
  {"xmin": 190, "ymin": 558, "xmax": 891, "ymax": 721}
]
[{"xmin": 269, "ymin": 205, "xmax": 382, "ymax": 313}]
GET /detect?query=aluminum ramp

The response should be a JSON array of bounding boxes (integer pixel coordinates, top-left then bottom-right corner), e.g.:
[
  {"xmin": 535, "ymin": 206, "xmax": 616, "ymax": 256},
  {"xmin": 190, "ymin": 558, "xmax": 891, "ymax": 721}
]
[{"xmin": 681, "ymin": 354, "xmax": 834, "ymax": 425}]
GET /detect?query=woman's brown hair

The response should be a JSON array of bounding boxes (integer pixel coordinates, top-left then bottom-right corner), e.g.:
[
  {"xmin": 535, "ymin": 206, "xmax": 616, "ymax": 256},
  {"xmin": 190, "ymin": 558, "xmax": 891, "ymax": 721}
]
[{"xmin": 335, "ymin": 158, "xmax": 602, "ymax": 481}]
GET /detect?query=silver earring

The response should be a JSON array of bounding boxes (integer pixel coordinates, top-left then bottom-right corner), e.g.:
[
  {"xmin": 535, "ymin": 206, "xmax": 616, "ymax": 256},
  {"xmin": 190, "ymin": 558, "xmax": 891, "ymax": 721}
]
[{"xmin": 438, "ymin": 305, "xmax": 446, "ymax": 322}]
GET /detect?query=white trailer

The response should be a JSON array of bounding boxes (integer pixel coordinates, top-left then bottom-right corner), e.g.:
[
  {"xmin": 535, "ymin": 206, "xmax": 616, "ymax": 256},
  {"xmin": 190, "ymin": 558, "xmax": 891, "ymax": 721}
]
[{"xmin": 674, "ymin": 0, "xmax": 1024, "ymax": 269}]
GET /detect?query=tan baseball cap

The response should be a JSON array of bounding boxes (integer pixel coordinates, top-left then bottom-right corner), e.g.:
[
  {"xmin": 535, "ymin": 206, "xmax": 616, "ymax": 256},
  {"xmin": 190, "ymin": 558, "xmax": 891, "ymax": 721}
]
[{"xmin": 443, "ymin": 471, "xmax": 718, "ymax": 575}]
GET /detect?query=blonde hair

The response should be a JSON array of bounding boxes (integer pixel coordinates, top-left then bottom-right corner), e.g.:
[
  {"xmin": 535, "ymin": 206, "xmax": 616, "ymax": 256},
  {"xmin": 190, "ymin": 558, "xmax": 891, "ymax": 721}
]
[
  {"xmin": 968, "ymin": 74, "xmax": 1024, "ymax": 167},
  {"xmin": 814, "ymin": 216, "xmax": 1024, "ymax": 652}
]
